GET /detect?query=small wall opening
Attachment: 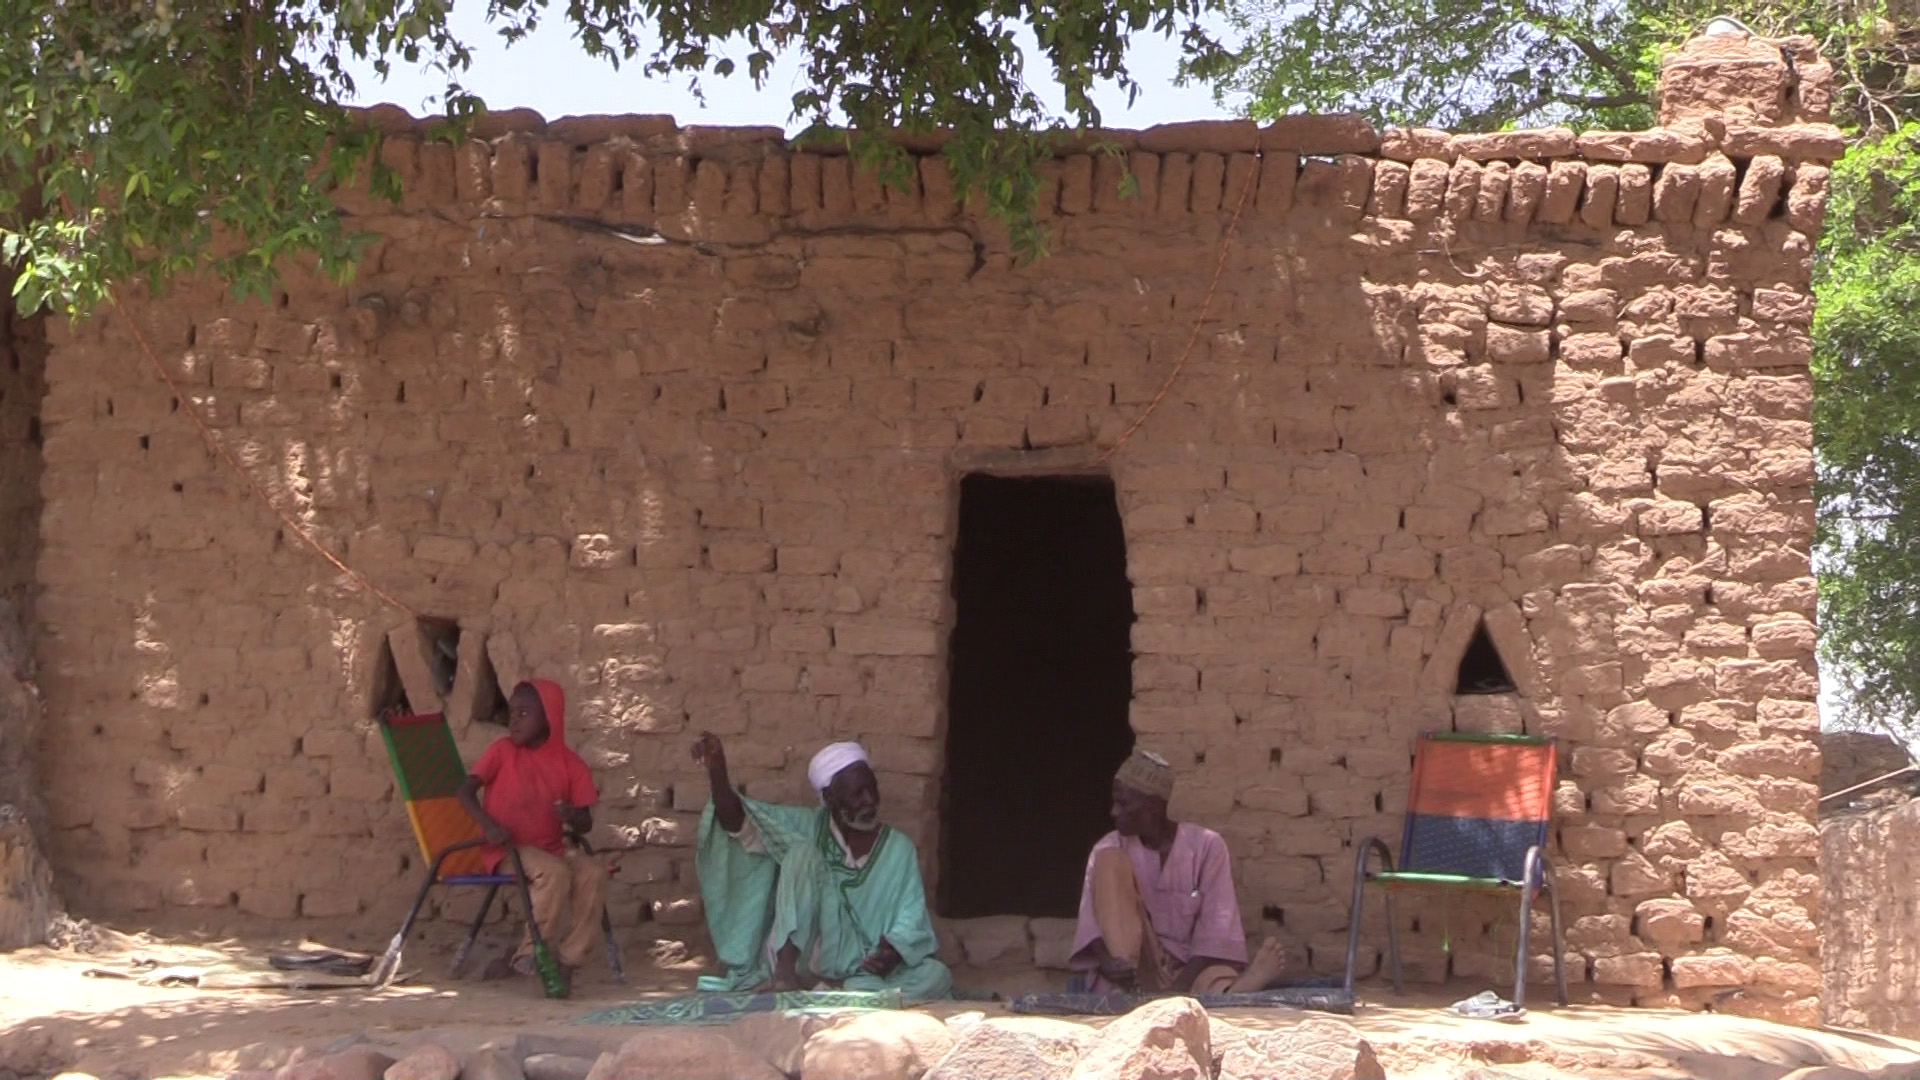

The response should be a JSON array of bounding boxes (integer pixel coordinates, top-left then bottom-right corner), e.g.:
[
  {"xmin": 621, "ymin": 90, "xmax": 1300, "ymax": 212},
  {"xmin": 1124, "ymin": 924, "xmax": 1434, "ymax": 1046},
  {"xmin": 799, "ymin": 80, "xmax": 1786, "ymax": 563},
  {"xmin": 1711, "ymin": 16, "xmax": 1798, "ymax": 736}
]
[
  {"xmin": 369, "ymin": 638, "xmax": 408, "ymax": 718},
  {"xmin": 940, "ymin": 473, "xmax": 1136, "ymax": 918},
  {"xmin": 471, "ymin": 644, "xmax": 510, "ymax": 727},
  {"xmin": 419, "ymin": 617, "xmax": 461, "ymax": 699},
  {"xmin": 1455, "ymin": 622, "xmax": 1517, "ymax": 695}
]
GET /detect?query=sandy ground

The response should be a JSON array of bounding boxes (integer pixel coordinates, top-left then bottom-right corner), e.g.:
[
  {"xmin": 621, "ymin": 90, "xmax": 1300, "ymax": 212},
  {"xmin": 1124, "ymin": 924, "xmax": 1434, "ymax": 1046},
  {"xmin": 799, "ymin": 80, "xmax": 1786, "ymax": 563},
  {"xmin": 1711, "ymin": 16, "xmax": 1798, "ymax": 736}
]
[{"xmin": 4, "ymin": 921, "xmax": 1920, "ymax": 1080}]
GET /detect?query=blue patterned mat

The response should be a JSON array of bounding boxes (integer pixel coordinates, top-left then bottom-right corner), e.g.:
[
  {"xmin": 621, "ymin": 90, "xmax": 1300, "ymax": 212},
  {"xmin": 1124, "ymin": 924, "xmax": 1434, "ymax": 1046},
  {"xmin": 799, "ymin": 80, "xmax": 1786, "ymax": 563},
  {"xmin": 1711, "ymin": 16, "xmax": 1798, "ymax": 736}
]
[
  {"xmin": 579, "ymin": 988, "xmax": 904, "ymax": 1025},
  {"xmin": 1012, "ymin": 978, "xmax": 1353, "ymax": 1017}
]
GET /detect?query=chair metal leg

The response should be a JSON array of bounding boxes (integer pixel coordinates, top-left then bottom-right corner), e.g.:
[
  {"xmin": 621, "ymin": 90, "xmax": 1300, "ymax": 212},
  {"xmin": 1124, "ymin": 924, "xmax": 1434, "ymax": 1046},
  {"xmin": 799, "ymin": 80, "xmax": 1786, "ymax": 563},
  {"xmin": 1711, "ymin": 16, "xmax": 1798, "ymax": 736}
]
[
  {"xmin": 1514, "ymin": 856, "xmax": 1536, "ymax": 1011},
  {"xmin": 374, "ymin": 838, "xmax": 486, "ymax": 987},
  {"xmin": 1385, "ymin": 888, "xmax": 1403, "ymax": 995},
  {"xmin": 602, "ymin": 906, "xmax": 626, "ymax": 984},
  {"xmin": 1544, "ymin": 853, "xmax": 1569, "ymax": 1006},
  {"xmin": 450, "ymin": 883, "xmax": 501, "ymax": 978},
  {"xmin": 1345, "ymin": 836, "xmax": 1397, "ymax": 998},
  {"xmin": 1517, "ymin": 845, "xmax": 1569, "ymax": 1010}
]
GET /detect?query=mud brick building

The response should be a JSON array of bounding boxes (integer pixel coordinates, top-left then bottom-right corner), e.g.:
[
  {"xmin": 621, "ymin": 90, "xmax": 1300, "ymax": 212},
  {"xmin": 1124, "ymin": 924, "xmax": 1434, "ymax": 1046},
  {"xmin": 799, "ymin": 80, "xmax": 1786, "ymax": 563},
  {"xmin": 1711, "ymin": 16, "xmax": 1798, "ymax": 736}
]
[{"xmin": 0, "ymin": 33, "xmax": 1834, "ymax": 1021}]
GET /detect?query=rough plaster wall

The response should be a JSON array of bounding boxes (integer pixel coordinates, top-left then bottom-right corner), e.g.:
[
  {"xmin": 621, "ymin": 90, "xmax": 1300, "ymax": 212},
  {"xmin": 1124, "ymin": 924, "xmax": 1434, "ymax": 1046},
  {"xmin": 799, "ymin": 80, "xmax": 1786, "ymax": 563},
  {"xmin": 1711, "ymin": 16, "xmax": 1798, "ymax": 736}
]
[
  {"xmin": 28, "ymin": 35, "xmax": 1833, "ymax": 1020},
  {"xmin": 1822, "ymin": 798, "xmax": 1920, "ymax": 1033}
]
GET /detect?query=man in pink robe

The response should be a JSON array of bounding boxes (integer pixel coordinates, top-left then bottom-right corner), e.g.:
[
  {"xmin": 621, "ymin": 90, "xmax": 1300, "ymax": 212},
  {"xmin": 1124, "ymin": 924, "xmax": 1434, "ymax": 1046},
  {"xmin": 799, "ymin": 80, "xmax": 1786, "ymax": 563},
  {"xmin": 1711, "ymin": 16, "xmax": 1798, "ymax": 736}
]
[{"xmin": 1069, "ymin": 748, "xmax": 1285, "ymax": 994}]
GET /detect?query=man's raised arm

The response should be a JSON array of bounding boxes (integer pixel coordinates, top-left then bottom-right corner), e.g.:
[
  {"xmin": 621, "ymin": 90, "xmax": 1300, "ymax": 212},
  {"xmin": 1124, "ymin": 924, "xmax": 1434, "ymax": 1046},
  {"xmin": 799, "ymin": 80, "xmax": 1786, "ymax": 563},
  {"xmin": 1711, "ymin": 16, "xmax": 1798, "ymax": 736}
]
[{"xmin": 693, "ymin": 732, "xmax": 745, "ymax": 833}]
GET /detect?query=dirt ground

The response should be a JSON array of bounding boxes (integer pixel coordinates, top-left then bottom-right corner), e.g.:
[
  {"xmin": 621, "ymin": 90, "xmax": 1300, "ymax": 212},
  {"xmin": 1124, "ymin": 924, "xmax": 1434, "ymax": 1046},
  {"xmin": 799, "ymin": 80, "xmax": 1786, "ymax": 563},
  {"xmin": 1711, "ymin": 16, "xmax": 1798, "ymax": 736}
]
[{"xmin": 4, "ymin": 919, "xmax": 1919, "ymax": 1080}]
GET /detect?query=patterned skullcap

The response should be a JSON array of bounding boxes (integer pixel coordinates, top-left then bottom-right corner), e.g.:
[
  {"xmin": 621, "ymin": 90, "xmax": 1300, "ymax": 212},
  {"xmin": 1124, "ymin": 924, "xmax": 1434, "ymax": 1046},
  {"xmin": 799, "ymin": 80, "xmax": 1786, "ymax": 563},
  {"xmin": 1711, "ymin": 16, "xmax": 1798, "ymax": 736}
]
[{"xmin": 1115, "ymin": 747, "xmax": 1175, "ymax": 800}]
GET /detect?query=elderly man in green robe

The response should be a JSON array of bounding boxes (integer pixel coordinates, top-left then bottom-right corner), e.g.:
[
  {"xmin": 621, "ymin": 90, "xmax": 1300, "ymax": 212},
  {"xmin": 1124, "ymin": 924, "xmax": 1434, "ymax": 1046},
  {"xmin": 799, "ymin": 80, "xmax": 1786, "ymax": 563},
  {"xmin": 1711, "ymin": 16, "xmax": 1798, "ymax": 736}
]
[{"xmin": 691, "ymin": 733, "xmax": 952, "ymax": 1002}]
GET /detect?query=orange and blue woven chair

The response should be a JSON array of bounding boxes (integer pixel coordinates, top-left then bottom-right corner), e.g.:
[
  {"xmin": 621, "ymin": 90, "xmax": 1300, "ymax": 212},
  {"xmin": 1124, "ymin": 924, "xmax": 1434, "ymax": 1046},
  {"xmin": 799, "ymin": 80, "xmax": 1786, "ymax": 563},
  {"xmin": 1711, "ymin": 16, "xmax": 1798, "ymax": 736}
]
[
  {"xmin": 1344, "ymin": 731, "xmax": 1568, "ymax": 1008},
  {"xmin": 371, "ymin": 710, "xmax": 624, "ymax": 990}
]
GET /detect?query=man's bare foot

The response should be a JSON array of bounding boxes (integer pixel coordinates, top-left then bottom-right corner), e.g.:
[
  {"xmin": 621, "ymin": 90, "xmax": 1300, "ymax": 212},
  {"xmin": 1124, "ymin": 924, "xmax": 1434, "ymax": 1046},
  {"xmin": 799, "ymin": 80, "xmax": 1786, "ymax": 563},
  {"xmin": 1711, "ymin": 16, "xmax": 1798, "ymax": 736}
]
[{"xmin": 1227, "ymin": 937, "xmax": 1288, "ymax": 993}]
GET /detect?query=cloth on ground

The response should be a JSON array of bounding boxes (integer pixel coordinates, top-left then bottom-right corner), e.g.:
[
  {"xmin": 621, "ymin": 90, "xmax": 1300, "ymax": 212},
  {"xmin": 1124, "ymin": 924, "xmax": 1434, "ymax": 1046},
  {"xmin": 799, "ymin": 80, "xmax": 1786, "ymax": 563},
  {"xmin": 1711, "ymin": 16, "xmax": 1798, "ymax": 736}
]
[
  {"xmin": 1012, "ymin": 982, "xmax": 1354, "ymax": 1017},
  {"xmin": 472, "ymin": 678, "xmax": 597, "ymax": 872},
  {"xmin": 695, "ymin": 794, "xmax": 951, "ymax": 1003},
  {"xmin": 579, "ymin": 988, "xmax": 903, "ymax": 1025},
  {"xmin": 1450, "ymin": 989, "xmax": 1526, "ymax": 1021},
  {"xmin": 84, "ymin": 947, "xmax": 396, "ymax": 990}
]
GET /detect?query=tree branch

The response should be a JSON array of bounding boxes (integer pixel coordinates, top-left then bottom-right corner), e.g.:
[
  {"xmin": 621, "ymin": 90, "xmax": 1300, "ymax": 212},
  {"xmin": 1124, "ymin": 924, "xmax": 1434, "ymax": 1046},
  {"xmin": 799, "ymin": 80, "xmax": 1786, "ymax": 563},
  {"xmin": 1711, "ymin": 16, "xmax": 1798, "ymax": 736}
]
[{"xmin": 1554, "ymin": 91, "xmax": 1648, "ymax": 109}]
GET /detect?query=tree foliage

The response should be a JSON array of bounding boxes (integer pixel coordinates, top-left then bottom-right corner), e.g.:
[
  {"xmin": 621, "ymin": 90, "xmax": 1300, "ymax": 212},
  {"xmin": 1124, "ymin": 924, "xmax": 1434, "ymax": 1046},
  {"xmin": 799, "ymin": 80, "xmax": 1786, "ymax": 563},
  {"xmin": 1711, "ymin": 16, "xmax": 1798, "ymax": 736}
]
[
  {"xmin": 1814, "ymin": 125, "xmax": 1920, "ymax": 732},
  {"xmin": 1213, "ymin": 0, "xmax": 1920, "ymax": 733},
  {"xmin": 0, "ymin": 0, "xmax": 1230, "ymax": 317},
  {"xmin": 1214, "ymin": 0, "xmax": 1920, "ymax": 133}
]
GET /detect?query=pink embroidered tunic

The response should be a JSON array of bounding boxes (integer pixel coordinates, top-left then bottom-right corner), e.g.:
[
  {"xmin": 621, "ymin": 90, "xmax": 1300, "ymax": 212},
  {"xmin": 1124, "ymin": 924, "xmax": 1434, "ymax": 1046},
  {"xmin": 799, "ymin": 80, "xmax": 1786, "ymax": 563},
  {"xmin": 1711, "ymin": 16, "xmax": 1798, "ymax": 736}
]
[{"xmin": 1069, "ymin": 822, "xmax": 1248, "ymax": 976}]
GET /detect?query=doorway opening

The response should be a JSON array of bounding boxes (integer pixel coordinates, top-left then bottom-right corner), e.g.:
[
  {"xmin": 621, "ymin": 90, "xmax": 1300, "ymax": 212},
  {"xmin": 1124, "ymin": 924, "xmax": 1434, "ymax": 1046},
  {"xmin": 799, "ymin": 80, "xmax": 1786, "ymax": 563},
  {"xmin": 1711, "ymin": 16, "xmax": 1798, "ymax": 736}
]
[{"xmin": 939, "ymin": 473, "xmax": 1137, "ymax": 918}]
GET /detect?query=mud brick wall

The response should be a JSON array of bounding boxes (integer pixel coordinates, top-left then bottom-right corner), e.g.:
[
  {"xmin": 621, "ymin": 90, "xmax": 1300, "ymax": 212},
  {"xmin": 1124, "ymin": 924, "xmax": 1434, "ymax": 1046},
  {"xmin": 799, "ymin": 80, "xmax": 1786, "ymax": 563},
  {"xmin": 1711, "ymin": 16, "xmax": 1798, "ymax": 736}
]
[
  {"xmin": 1823, "ymin": 797, "xmax": 1920, "ymax": 1033},
  {"xmin": 28, "ymin": 33, "xmax": 1830, "ymax": 1019}
]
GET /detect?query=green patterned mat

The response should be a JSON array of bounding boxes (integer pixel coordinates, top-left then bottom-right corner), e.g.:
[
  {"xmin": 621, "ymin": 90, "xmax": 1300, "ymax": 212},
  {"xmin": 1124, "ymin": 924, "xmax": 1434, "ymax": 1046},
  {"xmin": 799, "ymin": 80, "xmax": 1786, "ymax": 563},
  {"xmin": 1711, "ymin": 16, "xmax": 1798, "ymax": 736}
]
[{"xmin": 578, "ymin": 988, "xmax": 905, "ymax": 1025}]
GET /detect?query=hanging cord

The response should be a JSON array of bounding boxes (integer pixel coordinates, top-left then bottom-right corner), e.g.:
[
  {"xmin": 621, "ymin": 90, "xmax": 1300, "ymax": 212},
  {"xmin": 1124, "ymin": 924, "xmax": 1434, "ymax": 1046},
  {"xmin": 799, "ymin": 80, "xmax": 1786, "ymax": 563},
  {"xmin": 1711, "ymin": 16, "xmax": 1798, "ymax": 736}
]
[
  {"xmin": 111, "ymin": 291, "xmax": 421, "ymax": 619},
  {"xmin": 1094, "ymin": 152, "xmax": 1262, "ymax": 465},
  {"xmin": 1820, "ymin": 763, "xmax": 1920, "ymax": 804}
]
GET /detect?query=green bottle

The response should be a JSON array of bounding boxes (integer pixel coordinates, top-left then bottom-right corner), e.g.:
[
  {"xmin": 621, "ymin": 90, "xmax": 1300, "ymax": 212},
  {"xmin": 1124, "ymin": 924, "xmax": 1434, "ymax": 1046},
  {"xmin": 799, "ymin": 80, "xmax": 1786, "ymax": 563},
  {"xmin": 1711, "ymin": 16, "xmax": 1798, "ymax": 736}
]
[{"xmin": 533, "ymin": 942, "xmax": 569, "ymax": 999}]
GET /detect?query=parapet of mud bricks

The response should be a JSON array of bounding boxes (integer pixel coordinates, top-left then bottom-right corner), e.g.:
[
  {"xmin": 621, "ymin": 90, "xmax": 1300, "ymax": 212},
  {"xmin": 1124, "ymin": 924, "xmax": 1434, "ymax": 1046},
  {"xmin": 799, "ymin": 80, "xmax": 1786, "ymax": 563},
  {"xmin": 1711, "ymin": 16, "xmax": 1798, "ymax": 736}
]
[
  {"xmin": 328, "ymin": 35, "xmax": 1839, "ymax": 244},
  {"xmin": 27, "ymin": 33, "xmax": 1829, "ymax": 1026}
]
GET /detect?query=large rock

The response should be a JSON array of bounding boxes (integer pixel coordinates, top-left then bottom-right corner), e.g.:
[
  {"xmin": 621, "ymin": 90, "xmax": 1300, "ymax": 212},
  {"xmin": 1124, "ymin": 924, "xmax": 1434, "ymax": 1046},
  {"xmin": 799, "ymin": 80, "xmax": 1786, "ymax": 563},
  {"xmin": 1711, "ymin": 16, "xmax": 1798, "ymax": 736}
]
[
  {"xmin": 461, "ymin": 1049, "xmax": 525, "ymax": 1080},
  {"xmin": 1206, "ymin": 1017, "xmax": 1256, "ymax": 1076},
  {"xmin": 1216, "ymin": 1016, "xmax": 1384, "ymax": 1080},
  {"xmin": 513, "ymin": 1035, "xmax": 625, "ymax": 1061},
  {"xmin": 523, "ymin": 1055, "xmax": 596, "ymax": 1080},
  {"xmin": 1067, "ymin": 997, "xmax": 1211, "ymax": 1080},
  {"xmin": 727, "ymin": 1011, "xmax": 836, "ymax": 1077},
  {"xmin": 385, "ymin": 1044, "xmax": 460, "ymax": 1080},
  {"xmin": 583, "ymin": 1031, "xmax": 783, "ymax": 1080},
  {"xmin": 923, "ymin": 1017, "xmax": 1090, "ymax": 1080},
  {"xmin": 802, "ymin": 1011, "xmax": 955, "ymax": 1080},
  {"xmin": 284, "ymin": 1047, "xmax": 399, "ymax": 1080}
]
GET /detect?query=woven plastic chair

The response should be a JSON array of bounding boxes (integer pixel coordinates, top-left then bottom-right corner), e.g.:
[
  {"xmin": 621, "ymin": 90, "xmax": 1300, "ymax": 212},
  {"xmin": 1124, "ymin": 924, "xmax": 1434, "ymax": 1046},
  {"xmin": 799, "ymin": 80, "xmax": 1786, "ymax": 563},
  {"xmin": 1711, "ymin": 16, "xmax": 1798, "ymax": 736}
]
[
  {"xmin": 1343, "ymin": 731, "xmax": 1567, "ymax": 1008},
  {"xmin": 371, "ymin": 710, "xmax": 624, "ymax": 987}
]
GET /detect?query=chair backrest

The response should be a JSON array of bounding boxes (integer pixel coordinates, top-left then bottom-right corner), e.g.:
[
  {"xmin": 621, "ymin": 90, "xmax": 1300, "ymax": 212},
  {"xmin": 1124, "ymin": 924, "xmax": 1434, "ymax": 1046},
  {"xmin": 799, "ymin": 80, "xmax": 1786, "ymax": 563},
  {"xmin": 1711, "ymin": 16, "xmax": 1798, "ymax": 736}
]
[
  {"xmin": 378, "ymin": 711, "xmax": 491, "ymax": 879},
  {"xmin": 1398, "ymin": 732, "xmax": 1557, "ymax": 883}
]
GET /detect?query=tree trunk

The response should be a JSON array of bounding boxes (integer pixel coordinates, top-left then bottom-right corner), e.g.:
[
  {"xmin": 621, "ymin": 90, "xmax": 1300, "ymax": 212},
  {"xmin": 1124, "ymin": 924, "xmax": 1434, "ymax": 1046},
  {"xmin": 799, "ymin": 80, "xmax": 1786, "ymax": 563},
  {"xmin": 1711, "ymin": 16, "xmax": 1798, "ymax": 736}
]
[{"xmin": 0, "ymin": 599, "xmax": 59, "ymax": 950}]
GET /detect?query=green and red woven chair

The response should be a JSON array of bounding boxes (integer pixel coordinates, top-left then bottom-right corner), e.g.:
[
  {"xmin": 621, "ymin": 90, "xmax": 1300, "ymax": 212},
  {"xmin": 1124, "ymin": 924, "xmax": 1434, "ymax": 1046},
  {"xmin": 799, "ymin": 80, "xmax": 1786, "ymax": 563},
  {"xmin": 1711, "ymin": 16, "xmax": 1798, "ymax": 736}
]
[
  {"xmin": 1343, "ymin": 731, "xmax": 1568, "ymax": 1008},
  {"xmin": 371, "ymin": 710, "xmax": 624, "ymax": 990}
]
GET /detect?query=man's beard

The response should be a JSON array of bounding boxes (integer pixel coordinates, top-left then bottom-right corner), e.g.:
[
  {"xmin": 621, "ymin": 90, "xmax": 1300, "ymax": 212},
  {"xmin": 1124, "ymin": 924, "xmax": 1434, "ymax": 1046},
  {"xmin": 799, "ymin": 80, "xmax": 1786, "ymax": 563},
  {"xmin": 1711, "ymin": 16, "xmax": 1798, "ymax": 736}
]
[{"xmin": 841, "ymin": 806, "xmax": 880, "ymax": 832}]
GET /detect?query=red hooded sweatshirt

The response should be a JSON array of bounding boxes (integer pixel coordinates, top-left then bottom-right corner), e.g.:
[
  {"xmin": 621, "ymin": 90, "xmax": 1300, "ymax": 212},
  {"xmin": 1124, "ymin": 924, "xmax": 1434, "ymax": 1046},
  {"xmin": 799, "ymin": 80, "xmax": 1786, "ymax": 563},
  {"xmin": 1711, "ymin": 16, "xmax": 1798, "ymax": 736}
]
[{"xmin": 471, "ymin": 678, "xmax": 598, "ymax": 871}]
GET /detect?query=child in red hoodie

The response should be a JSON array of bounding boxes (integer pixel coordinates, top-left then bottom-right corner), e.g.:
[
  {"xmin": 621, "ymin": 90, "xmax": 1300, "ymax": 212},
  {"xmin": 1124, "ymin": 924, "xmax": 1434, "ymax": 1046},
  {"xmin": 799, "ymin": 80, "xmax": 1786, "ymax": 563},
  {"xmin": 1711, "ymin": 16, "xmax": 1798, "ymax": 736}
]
[{"xmin": 458, "ymin": 678, "xmax": 606, "ymax": 977}]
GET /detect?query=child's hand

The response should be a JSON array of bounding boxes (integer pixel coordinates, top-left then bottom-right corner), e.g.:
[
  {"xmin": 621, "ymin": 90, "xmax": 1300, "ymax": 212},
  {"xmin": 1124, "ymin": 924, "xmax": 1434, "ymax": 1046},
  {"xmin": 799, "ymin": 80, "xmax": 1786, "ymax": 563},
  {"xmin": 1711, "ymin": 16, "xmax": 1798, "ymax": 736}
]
[{"xmin": 481, "ymin": 819, "xmax": 511, "ymax": 847}]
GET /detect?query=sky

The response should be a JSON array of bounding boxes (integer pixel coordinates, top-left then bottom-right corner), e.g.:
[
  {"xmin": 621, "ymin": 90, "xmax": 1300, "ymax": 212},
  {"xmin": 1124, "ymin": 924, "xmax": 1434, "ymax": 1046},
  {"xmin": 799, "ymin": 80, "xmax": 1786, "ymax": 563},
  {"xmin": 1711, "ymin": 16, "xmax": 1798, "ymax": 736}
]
[{"xmin": 336, "ymin": 4, "xmax": 1246, "ymax": 130}]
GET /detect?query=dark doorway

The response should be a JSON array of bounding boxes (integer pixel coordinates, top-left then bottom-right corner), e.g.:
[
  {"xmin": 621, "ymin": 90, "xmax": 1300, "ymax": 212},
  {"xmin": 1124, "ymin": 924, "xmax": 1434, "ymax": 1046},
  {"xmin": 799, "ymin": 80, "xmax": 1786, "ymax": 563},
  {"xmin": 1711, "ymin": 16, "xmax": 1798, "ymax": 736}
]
[{"xmin": 939, "ymin": 474, "xmax": 1137, "ymax": 918}]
